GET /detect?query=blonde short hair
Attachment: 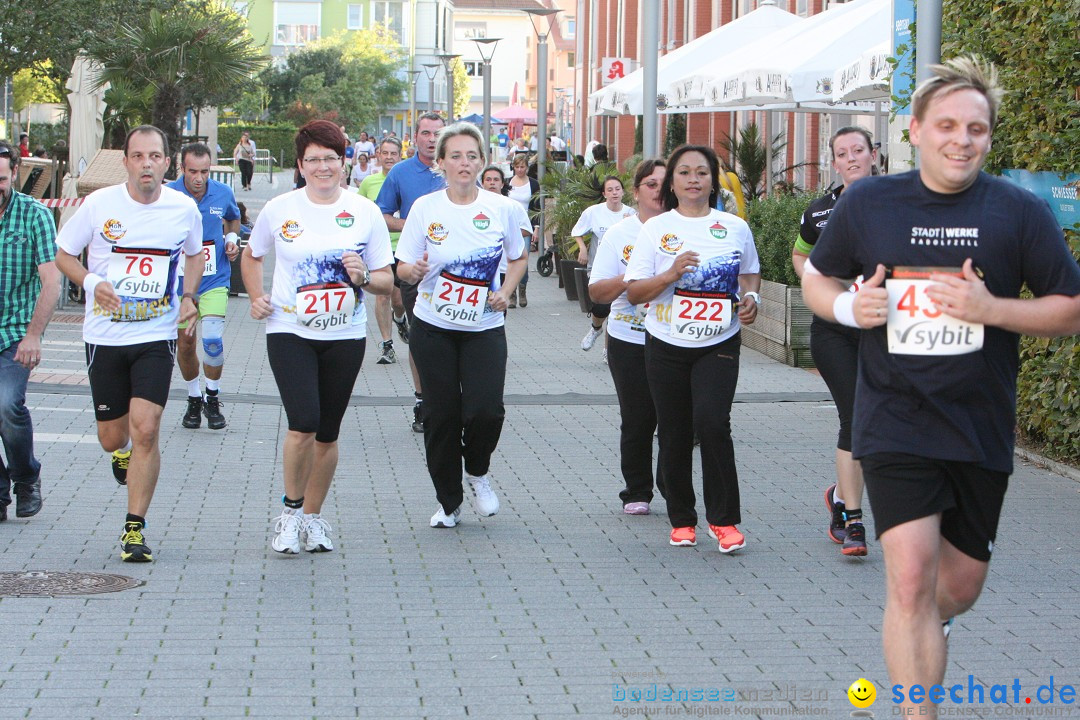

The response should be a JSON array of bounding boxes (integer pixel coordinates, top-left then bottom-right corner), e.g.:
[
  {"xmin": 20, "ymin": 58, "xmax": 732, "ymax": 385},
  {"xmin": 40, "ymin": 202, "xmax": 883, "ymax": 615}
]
[
  {"xmin": 911, "ymin": 55, "xmax": 1004, "ymax": 129},
  {"xmin": 434, "ymin": 122, "xmax": 487, "ymax": 167}
]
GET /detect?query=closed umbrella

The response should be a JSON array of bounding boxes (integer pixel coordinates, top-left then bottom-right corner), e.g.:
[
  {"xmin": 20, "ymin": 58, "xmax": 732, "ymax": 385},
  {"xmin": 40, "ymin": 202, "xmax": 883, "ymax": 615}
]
[{"xmin": 66, "ymin": 55, "xmax": 108, "ymax": 178}]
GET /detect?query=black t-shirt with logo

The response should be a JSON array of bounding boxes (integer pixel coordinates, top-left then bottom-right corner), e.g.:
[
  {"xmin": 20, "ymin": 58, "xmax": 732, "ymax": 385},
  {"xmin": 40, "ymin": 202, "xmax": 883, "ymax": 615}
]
[
  {"xmin": 810, "ymin": 170, "xmax": 1080, "ymax": 472},
  {"xmin": 799, "ymin": 186, "xmax": 842, "ymax": 247}
]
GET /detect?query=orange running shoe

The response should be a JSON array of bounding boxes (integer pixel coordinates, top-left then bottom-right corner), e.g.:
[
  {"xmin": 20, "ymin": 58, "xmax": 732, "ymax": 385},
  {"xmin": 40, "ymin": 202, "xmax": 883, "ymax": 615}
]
[
  {"xmin": 708, "ymin": 525, "xmax": 746, "ymax": 553},
  {"xmin": 669, "ymin": 526, "xmax": 697, "ymax": 546}
]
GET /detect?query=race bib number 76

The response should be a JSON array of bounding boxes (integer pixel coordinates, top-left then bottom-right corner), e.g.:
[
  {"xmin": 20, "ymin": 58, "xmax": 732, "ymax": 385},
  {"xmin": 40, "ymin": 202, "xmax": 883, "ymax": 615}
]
[{"xmin": 886, "ymin": 266, "xmax": 984, "ymax": 355}]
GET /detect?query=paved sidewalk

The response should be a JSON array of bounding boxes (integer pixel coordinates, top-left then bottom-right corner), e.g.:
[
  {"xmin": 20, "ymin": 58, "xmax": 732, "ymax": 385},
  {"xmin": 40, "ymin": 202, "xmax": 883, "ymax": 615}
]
[{"xmin": 2, "ymin": 176, "xmax": 1077, "ymax": 719}]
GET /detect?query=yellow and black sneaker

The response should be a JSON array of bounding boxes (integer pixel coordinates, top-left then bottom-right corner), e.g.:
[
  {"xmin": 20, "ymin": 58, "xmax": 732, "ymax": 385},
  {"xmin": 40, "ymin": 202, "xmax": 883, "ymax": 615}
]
[
  {"xmin": 120, "ymin": 522, "xmax": 153, "ymax": 562},
  {"xmin": 111, "ymin": 449, "xmax": 131, "ymax": 486}
]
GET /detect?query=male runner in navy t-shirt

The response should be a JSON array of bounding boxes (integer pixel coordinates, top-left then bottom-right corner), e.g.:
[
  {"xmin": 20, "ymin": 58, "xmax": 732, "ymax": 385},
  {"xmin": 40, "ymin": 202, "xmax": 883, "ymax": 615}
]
[{"xmin": 802, "ymin": 56, "xmax": 1080, "ymax": 719}]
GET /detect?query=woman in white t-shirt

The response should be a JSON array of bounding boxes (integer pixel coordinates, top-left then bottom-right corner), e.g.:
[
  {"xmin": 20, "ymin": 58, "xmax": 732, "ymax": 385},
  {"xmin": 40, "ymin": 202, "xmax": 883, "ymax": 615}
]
[
  {"xmin": 396, "ymin": 122, "xmax": 529, "ymax": 530},
  {"xmin": 588, "ymin": 158, "xmax": 667, "ymax": 516},
  {"xmin": 504, "ymin": 153, "xmax": 540, "ymax": 307},
  {"xmin": 573, "ymin": 176, "xmax": 637, "ymax": 355},
  {"xmin": 625, "ymin": 145, "xmax": 761, "ymax": 554},
  {"xmin": 242, "ymin": 120, "xmax": 394, "ymax": 555}
]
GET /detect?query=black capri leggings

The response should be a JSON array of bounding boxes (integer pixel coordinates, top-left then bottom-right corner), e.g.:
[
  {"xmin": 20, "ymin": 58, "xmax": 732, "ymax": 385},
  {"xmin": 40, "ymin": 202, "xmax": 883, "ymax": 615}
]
[
  {"xmin": 266, "ymin": 333, "xmax": 365, "ymax": 443},
  {"xmin": 237, "ymin": 158, "xmax": 254, "ymax": 188},
  {"xmin": 809, "ymin": 318, "xmax": 860, "ymax": 452}
]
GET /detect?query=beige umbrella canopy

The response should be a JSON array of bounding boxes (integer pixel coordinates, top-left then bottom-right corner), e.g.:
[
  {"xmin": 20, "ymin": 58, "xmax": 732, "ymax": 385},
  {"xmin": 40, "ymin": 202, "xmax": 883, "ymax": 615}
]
[{"xmin": 66, "ymin": 54, "xmax": 109, "ymax": 178}]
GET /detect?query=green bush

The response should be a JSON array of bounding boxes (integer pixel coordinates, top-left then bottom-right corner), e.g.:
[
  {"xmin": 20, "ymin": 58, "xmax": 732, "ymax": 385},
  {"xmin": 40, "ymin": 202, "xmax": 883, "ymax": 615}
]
[
  {"xmin": 1016, "ymin": 230, "xmax": 1080, "ymax": 463},
  {"xmin": 745, "ymin": 192, "xmax": 814, "ymax": 287},
  {"xmin": 218, "ymin": 123, "xmax": 298, "ymax": 169}
]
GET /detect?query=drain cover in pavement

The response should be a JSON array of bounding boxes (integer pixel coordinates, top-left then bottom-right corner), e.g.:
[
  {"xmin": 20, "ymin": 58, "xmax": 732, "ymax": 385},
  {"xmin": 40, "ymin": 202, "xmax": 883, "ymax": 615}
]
[{"xmin": 0, "ymin": 571, "xmax": 143, "ymax": 597}]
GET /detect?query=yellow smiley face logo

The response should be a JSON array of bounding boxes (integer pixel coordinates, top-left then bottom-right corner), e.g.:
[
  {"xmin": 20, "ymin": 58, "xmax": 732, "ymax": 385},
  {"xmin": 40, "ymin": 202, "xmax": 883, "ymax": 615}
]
[{"xmin": 847, "ymin": 678, "xmax": 876, "ymax": 708}]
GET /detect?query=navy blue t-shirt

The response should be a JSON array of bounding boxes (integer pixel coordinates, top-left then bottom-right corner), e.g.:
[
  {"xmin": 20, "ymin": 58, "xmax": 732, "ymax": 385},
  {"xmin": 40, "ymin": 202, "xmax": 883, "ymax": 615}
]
[{"xmin": 810, "ymin": 170, "xmax": 1080, "ymax": 473}]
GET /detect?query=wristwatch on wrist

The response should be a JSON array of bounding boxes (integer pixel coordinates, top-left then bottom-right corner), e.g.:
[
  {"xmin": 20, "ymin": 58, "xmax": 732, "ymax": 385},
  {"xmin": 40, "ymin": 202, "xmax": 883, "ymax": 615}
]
[
  {"xmin": 358, "ymin": 269, "xmax": 371, "ymax": 287},
  {"xmin": 181, "ymin": 292, "xmax": 199, "ymax": 307},
  {"xmin": 743, "ymin": 291, "xmax": 761, "ymax": 305}
]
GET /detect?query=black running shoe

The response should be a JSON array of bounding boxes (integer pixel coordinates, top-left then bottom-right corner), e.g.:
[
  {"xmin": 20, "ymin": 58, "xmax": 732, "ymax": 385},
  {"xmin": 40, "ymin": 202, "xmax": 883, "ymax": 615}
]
[
  {"xmin": 394, "ymin": 314, "xmax": 410, "ymax": 344},
  {"xmin": 412, "ymin": 401, "xmax": 425, "ymax": 433},
  {"xmin": 825, "ymin": 483, "xmax": 846, "ymax": 544},
  {"xmin": 120, "ymin": 522, "xmax": 153, "ymax": 562},
  {"xmin": 204, "ymin": 394, "xmax": 226, "ymax": 430},
  {"xmin": 842, "ymin": 522, "xmax": 867, "ymax": 556},
  {"xmin": 182, "ymin": 396, "xmax": 203, "ymax": 429},
  {"xmin": 111, "ymin": 449, "xmax": 131, "ymax": 486}
]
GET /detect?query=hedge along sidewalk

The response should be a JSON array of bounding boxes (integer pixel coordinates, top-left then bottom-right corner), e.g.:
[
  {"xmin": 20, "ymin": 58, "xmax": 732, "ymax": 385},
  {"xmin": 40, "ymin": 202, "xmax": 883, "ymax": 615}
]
[{"xmin": 218, "ymin": 123, "xmax": 299, "ymax": 170}]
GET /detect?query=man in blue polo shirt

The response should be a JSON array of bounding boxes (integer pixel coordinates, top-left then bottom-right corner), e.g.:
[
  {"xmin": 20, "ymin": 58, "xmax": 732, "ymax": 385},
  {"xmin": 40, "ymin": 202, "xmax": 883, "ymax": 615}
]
[
  {"xmin": 376, "ymin": 112, "xmax": 446, "ymax": 433},
  {"xmin": 168, "ymin": 142, "xmax": 240, "ymax": 430}
]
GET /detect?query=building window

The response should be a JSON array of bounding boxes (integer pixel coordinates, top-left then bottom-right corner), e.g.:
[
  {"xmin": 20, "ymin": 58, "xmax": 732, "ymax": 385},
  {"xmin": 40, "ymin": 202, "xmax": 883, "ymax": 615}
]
[
  {"xmin": 373, "ymin": 1, "xmax": 404, "ymax": 40},
  {"xmin": 274, "ymin": 1, "xmax": 320, "ymax": 47},
  {"xmin": 796, "ymin": 0, "xmax": 808, "ymax": 13},
  {"xmin": 567, "ymin": 51, "xmax": 575, "ymax": 67},
  {"xmin": 347, "ymin": 4, "xmax": 363, "ymax": 29},
  {"xmin": 456, "ymin": 22, "xmax": 487, "ymax": 40},
  {"xmin": 464, "ymin": 61, "xmax": 484, "ymax": 77},
  {"xmin": 564, "ymin": 18, "xmax": 575, "ymax": 38}
]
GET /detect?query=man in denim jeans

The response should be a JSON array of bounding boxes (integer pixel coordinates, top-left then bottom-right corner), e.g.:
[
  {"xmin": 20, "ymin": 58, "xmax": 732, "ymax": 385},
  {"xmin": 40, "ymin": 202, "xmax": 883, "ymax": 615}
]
[{"xmin": 0, "ymin": 140, "xmax": 59, "ymax": 521}]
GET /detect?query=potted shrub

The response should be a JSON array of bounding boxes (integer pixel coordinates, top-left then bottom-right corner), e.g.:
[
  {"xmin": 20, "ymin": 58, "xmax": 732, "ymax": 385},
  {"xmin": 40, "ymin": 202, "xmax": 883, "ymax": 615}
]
[{"xmin": 743, "ymin": 191, "xmax": 817, "ymax": 368}]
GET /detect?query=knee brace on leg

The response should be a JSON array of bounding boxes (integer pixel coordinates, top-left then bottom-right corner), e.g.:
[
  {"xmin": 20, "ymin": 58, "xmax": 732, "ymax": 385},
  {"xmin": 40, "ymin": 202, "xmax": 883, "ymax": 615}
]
[{"xmin": 201, "ymin": 316, "xmax": 225, "ymax": 367}]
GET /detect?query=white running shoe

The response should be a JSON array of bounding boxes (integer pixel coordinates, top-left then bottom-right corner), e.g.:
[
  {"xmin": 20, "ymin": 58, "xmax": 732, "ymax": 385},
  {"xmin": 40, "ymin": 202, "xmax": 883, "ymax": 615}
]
[
  {"xmin": 602, "ymin": 347, "xmax": 608, "ymax": 364},
  {"xmin": 468, "ymin": 474, "xmax": 500, "ymax": 516},
  {"xmin": 581, "ymin": 325, "xmax": 603, "ymax": 351},
  {"xmin": 303, "ymin": 514, "xmax": 334, "ymax": 552},
  {"xmin": 430, "ymin": 505, "xmax": 462, "ymax": 528},
  {"xmin": 271, "ymin": 509, "xmax": 302, "ymax": 554}
]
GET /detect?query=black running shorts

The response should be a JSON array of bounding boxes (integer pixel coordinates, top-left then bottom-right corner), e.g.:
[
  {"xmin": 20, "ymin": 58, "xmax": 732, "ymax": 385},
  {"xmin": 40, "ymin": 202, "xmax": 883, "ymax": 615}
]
[
  {"xmin": 85, "ymin": 340, "xmax": 176, "ymax": 421},
  {"xmin": 861, "ymin": 452, "xmax": 1008, "ymax": 562}
]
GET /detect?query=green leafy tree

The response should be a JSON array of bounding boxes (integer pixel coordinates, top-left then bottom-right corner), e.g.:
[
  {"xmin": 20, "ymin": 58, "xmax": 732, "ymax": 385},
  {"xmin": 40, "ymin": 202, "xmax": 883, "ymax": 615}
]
[
  {"xmin": 88, "ymin": 1, "xmax": 266, "ymax": 166},
  {"xmin": 0, "ymin": 0, "xmax": 174, "ymax": 90},
  {"xmin": 450, "ymin": 57, "xmax": 470, "ymax": 119},
  {"xmin": 261, "ymin": 28, "xmax": 405, "ymax": 130},
  {"xmin": 664, "ymin": 113, "xmax": 686, "ymax": 155},
  {"xmin": 13, "ymin": 66, "xmax": 63, "ymax": 111}
]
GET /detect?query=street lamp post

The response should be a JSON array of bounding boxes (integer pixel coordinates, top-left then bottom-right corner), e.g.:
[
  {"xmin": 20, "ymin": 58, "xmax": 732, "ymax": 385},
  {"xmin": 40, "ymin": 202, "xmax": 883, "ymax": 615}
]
[
  {"xmin": 406, "ymin": 69, "xmax": 422, "ymax": 138},
  {"xmin": 473, "ymin": 38, "xmax": 502, "ymax": 161},
  {"xmin": 437, "ymin": 54, "xmax": 461, "ymax": 121},
  {"xmin": 422, "ymin": 63, "xmax": 440, "ymax": 114},
  {"xmin": 523, "ymin": 7, "xmax": 561, "ymax": 256}
]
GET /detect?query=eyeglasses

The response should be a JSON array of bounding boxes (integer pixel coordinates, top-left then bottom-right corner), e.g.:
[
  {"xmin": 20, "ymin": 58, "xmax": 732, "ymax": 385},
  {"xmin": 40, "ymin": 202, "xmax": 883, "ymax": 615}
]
[
  {"xmin": 302, "ymin": 156, "xmax": 342, "ymax": 167},
  {"xmin": 0, "ymin": 147, "xmax": 12, "ymax": 158}
]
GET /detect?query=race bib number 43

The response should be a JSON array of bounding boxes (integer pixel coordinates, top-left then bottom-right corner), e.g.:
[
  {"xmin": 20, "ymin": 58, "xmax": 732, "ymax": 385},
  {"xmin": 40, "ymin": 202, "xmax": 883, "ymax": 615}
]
[
  {"xmin": 670, "ymin": 288, "xmax": 731, "ymax": 342},
  {"xmin": 296, "ymin": 282, "xmax": 356, "ymax": 331},
  {"xmin": 886, "ymin": 267, "xmax": 984, "ymax": 355},
  {"xmin": 107, "ymin": 247, "xmax": 170, "ymax": 299},
  {"xmin": 432, "ymin": 271, "xmax": 487, "ymax": 326}
]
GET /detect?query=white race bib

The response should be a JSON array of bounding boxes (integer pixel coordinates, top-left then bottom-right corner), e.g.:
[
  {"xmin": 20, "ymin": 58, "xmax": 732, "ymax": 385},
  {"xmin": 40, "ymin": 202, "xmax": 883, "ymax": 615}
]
[
  {"xmin": 431, "ymin": 271, "xmax": 488, "ymax": 327},
  {"xmin": 296, "ymin": 282, "xmax": 356, "ymax": 332},
  {"xmin": 178, "ymin": 240, "xmax": 216, "ymax": 277},
  {"xmin": 107, "ymin": 247, "xmax": 171, "ymax": 299},
  {"xmin": 670, "ymin": 288, "xmax": 732, "ymax": 342},
  {"xmin": 886, "ymin": 267, "xmax": 984, "ymax": 356}
]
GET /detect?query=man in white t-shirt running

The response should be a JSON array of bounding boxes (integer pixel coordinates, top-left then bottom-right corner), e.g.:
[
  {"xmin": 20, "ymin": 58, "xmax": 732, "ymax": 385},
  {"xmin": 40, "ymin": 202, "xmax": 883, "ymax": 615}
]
[{"xmin": 55, "ymin": 126, "xmax": 203, "ymax": 563}]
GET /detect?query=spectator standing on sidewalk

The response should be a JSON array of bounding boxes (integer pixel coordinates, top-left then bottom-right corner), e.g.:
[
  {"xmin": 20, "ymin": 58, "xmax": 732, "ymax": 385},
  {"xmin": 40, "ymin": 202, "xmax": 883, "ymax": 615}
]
[{"xmin": 0, "ymin": 140, "xmax": 59, "ymax": 522}]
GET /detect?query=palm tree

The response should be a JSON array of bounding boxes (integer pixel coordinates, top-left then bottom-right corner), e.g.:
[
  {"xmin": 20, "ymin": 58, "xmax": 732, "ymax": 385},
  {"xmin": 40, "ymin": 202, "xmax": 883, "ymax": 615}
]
[
  {"xmin": 716, "ymin": 122, "xmax": 807, "ymax": 205},
  {"xmin": 89, "ymin": 1, "xmax": 266, "ymax": 167}
]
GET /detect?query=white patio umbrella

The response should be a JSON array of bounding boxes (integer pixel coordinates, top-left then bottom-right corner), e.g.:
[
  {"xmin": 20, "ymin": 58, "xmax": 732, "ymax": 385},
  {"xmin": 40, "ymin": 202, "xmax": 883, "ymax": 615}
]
[
  {"xmin": 698, "ymin": 0, "xmax": 888, "ymax": 109},
  {"xmin": 590, "ymin": 3, "xmax": 800, "ymax": 116},
  {"xmin": 66, "ymin": 55, "xmax": 109, "ymax": 178},
  {"xmin": 832, "ymin": 42, "xmax": 891, "ymax": 103}
]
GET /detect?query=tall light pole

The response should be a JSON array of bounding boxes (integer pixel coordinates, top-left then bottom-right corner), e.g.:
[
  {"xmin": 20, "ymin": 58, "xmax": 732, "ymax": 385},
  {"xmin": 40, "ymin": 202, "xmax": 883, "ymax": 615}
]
[
  {"xmin": 523, "ymin": 7, "xmax": 561, "ymax": 253},
  {"xmin": 473, "ymin": 38, "xmax": 502, "ymax": 160},
  {"xmin": 437, "ymin": 53, "xmax": 461, "ymax": 121},
  {"xmin": 422, "ymin": 63, "xmax": 440, "ymax": 114},
  {"xmin": 406, "ymin": 69, "xmax": 422, "ymax": 138}
]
